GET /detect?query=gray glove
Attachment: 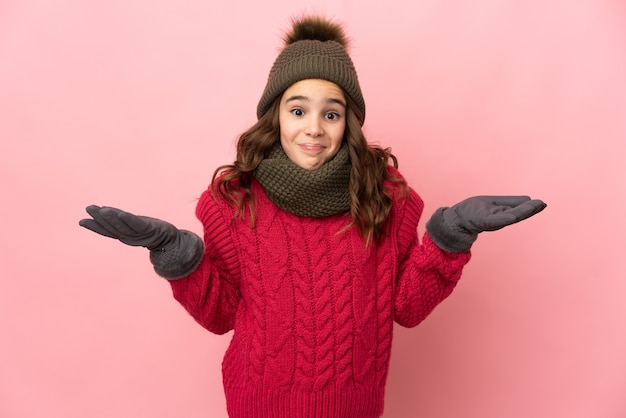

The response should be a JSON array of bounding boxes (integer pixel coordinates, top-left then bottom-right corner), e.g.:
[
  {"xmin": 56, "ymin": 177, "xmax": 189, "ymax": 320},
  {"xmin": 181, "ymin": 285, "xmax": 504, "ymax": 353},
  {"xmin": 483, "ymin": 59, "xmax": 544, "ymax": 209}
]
[
  {"xmin": 425, "ymin": 196, "xmax": 546, "ymax": 253},
  {"xmin": 79, "ymin": 205, "xmax": 204, "ymax": 279}
]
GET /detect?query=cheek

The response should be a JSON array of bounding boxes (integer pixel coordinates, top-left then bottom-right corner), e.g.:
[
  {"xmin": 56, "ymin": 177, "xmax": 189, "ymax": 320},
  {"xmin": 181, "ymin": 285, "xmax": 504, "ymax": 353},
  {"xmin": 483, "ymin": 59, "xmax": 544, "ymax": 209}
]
[
  {"xmin": 279, "ymin": 127, "xmax": 292, "ymax": 145},
  {"xmin": 332, "ymin": 124, "xmax": 346, "ymax": 145},
  {"xmin": 278, "ymin": 117, "xmax": 296, "ymax": 141}
]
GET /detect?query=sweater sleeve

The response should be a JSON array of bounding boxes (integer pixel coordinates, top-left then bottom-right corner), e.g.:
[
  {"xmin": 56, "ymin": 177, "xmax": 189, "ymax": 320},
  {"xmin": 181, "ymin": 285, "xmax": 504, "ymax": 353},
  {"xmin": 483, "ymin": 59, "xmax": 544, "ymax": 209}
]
[
  {"xmin": 169, "ymin": 188, "xmax": 242, "ymax": 335},
  {"xmin": 393, "ymin": 188, "xmax": 471, "ymax": 328}
]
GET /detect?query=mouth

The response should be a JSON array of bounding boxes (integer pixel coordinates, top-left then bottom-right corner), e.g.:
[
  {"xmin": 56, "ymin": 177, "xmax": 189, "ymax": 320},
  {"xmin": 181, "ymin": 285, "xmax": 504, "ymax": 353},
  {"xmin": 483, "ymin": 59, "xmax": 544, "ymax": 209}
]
[{"xmin": 298, "ymin": 143, "xmax": 326, "ymax": 152}]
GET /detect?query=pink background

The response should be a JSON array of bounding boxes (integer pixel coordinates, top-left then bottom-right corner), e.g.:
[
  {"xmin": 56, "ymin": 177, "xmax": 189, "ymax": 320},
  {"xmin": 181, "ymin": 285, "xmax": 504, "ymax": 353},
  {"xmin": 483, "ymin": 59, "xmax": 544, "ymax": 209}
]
[{"xmin": 1, "ymin": 1, "xmax": 625, "ymax": 417}]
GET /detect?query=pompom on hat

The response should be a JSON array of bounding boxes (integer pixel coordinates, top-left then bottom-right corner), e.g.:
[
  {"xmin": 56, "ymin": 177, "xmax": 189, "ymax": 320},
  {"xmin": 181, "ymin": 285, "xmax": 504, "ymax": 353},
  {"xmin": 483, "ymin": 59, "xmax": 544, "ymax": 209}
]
[{"xmin": 256, "ymin": 15, "xmax": 366, "ymax": 122}]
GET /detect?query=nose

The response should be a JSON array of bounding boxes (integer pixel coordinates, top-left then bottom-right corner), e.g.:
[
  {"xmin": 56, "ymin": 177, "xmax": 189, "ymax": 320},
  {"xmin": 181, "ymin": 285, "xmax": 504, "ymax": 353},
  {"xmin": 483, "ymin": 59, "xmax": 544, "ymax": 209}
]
[{"xmin": 305, "ymin": 117, "xmax": 324, "ymax": 137}]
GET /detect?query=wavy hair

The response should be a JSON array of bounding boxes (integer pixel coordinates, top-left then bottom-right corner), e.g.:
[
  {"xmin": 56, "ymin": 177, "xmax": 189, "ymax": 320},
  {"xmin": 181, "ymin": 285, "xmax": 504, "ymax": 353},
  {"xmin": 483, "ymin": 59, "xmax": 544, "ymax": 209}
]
[{"xmin": 211, "ymin": 91, "xmax": 407, "ymax": 244}]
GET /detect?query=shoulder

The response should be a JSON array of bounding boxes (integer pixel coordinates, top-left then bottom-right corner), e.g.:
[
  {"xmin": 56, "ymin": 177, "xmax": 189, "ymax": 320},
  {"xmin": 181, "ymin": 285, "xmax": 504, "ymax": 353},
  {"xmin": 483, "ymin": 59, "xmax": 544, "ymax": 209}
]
[
  {"xmin": 194, "ymin": 181, "xmax": 243, "ymax": 263},
  {"xmin": 196, "ymin": 183, "xmax": 228, "ymax": 224},
  {"xmin": 195, "ymin": 174, "xmax": 247, "ymax": 234},
  {"xmin": 383, "ymin": 166, "xmax": 424, "ymax": 251}
]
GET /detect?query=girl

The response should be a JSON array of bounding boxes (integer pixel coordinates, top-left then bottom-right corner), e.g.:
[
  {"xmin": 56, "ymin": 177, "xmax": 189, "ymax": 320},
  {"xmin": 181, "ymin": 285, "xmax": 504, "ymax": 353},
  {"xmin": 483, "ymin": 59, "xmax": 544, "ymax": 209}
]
[{"xmin": 80, "ymin": 15, "xmax": 546, "ymax": 418}]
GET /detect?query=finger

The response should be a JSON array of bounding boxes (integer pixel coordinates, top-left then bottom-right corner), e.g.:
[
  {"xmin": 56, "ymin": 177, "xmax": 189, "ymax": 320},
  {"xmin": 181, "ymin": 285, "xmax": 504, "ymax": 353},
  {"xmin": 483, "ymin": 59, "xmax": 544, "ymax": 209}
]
[
  {"xmin": 481, "ymin": 196, "xmax": 531, "ymax": 208},
  {"xmin": 82, "ymin": 205, "xmax": 126, "ymax": 238},
  {"xmin": 87, "ymin": 206, "xmax": 131, "ymax": 237},
  {"xmin": 474, "ymin": 212, "xmax": 519, "ymax": 231},
  {"xmin": 481, "ymin": 200, "xmax": 546, "ymax": 230},
  {"xmin": 507, "ymin": 199, "xmax": 547, "ymax": 220},
  {"xmin": 85, "ymin": 204, "xmax": 103, "ymax": 218},
  {"xmin": 99, "ymin": 207, "xmax": 147, "ymax": 237},
  {"xmin": 79, "ymin": 218, "xmax": 122, "ymax": 239}
]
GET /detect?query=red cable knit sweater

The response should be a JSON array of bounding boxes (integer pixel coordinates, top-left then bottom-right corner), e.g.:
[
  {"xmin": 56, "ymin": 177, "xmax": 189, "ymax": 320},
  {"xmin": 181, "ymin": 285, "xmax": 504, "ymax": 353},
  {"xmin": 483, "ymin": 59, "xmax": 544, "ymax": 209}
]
[{"xmin": 170, "ymin": 171, "xmax": 471, "ymax": 418}]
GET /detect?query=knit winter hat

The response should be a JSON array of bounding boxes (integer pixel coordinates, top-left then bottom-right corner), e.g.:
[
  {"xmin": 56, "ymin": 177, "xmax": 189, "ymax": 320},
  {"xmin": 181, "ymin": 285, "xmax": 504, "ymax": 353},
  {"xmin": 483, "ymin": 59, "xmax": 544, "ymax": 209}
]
[{"xmin": 256, "ymin": 16, "xmax": 366, "ymax": 122}]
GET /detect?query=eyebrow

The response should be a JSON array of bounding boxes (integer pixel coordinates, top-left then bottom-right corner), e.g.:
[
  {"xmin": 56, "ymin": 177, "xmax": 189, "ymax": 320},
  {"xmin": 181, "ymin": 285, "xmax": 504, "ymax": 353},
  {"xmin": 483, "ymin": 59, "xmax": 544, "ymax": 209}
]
[{"xmin": 285, "ymin": 95, "xmax": 346, "ymax": 108}]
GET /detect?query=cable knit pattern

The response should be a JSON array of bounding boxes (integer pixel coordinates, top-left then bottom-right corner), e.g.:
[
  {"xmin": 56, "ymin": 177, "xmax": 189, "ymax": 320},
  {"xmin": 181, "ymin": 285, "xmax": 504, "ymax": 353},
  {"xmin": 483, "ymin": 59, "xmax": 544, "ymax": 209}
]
[{"xmin": 169, "ymin": 168, "xmax": 471, "ymax": 418}]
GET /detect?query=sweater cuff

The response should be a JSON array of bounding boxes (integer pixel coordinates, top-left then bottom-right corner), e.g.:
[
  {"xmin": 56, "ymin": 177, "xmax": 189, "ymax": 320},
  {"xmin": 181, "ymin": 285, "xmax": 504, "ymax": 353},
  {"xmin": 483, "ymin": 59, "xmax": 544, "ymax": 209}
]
[{"xmin": 425, "ymin": 207, "xmax": 477, "ymax": 253}]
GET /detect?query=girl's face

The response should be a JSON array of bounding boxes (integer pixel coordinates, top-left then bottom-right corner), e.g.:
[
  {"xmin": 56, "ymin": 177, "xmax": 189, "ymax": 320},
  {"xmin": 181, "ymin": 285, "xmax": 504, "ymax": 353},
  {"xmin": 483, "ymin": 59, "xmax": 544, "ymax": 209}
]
[{"xmin": 278, "ymin": 79, "xmax": 346, "ymax": 170}]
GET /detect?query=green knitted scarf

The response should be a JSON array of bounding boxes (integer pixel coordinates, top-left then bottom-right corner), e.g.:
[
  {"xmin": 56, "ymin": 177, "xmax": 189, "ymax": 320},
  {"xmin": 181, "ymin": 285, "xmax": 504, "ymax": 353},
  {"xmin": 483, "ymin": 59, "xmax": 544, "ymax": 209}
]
[{"xmin": 254, "ymin": 142, "xmax": 351, "ymax": 217}]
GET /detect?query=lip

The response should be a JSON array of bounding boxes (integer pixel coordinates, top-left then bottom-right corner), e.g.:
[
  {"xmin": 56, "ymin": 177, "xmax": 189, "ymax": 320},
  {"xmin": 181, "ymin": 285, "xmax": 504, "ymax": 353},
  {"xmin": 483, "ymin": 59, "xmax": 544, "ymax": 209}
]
[{"xmin": 298, "ymin": 143, "xmax": 326, "ymax": 152}]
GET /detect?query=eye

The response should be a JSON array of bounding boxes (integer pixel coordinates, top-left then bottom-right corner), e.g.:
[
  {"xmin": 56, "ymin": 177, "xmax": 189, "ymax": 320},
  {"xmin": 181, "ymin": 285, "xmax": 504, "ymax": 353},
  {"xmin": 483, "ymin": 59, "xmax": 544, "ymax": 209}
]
[
  {"xmin": 290, "ymin": 108, "xmax": 304, "ymax": 116},
  {"xmin": 325, "ymin": 112, "xmax": 341, "ymax": 121}
]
